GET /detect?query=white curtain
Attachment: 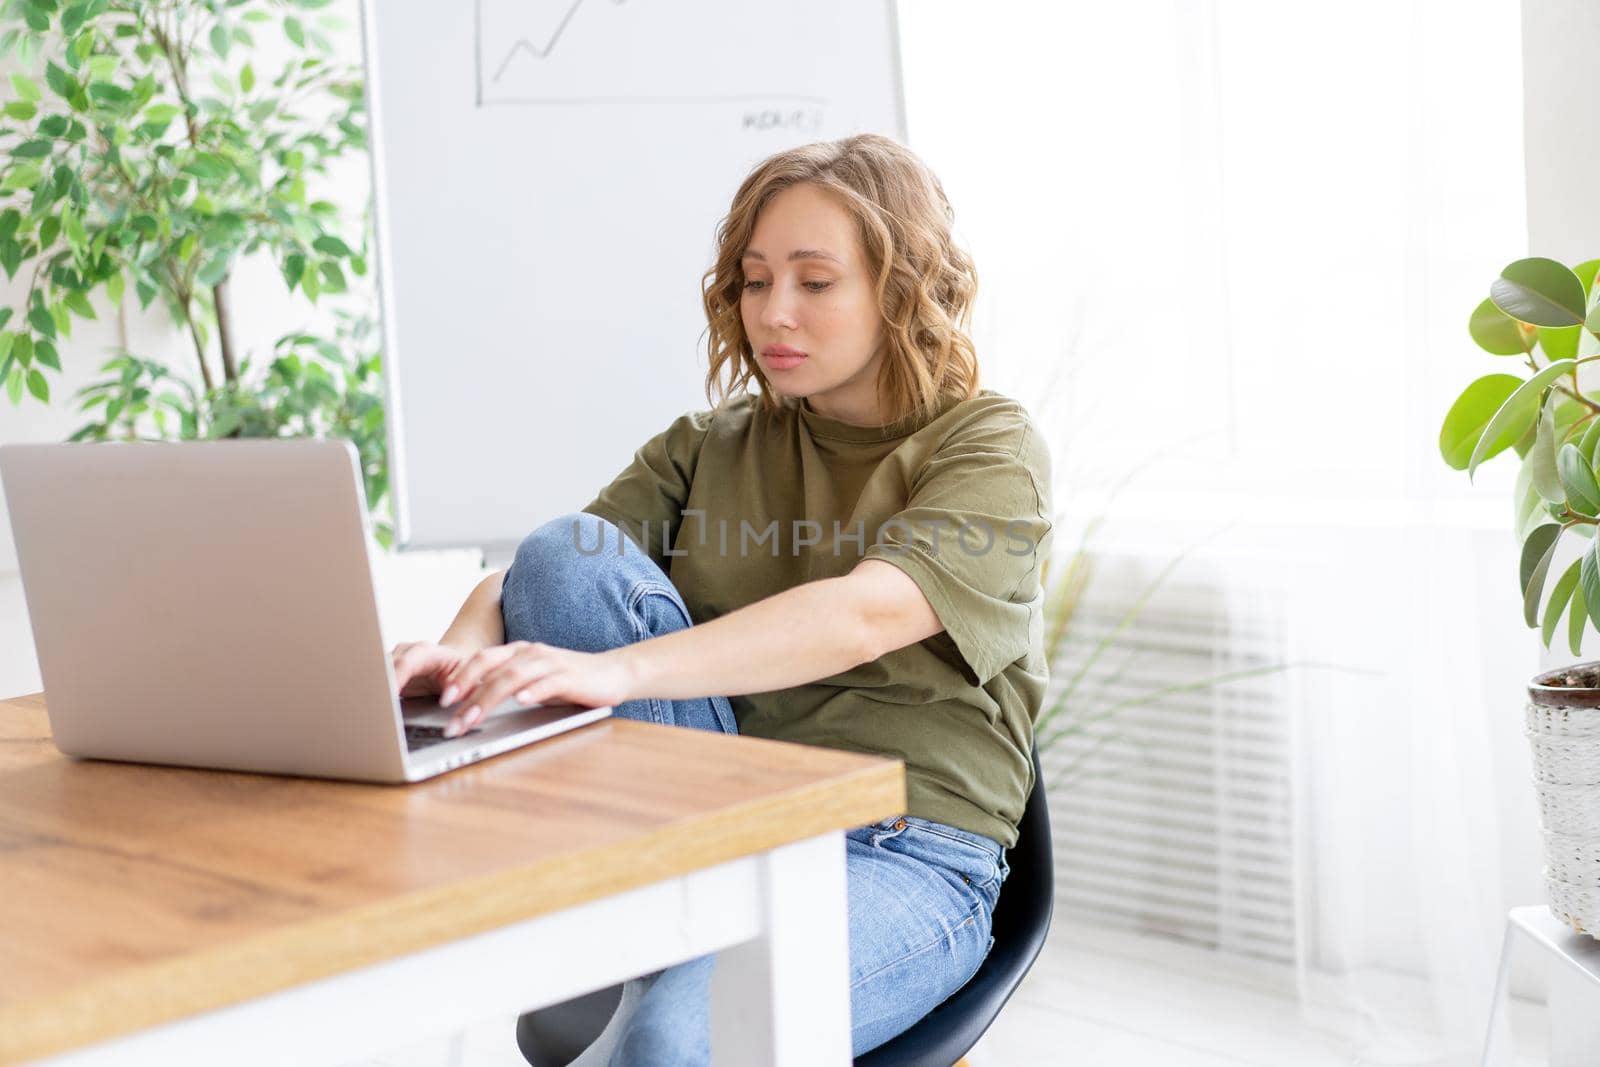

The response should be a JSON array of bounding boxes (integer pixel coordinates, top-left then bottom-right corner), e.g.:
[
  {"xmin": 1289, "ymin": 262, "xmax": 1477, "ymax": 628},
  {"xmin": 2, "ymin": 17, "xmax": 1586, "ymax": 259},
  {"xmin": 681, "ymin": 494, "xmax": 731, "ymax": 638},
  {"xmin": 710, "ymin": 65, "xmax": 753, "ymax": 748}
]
[{"xmin": 899, "ymin": 0, "xmax": 1538, "ymax": 1061}]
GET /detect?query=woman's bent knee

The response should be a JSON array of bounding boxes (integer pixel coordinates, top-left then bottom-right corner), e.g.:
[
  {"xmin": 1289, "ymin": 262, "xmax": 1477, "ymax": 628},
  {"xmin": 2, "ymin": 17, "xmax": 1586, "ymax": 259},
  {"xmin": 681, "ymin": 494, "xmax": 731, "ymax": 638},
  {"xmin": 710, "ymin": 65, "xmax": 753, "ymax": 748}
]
[{"xmin": 514, "ymin": 512, "xmax": 612, "ymax": 576}]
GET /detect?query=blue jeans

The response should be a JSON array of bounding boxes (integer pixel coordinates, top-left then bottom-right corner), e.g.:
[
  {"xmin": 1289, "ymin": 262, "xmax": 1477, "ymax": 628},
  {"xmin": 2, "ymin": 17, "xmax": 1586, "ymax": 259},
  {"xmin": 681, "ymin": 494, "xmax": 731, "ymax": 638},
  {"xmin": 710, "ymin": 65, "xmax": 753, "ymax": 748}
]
[{"xmin": 503, "ymin": 514, "xmax": 1010, "ymax": 1064}]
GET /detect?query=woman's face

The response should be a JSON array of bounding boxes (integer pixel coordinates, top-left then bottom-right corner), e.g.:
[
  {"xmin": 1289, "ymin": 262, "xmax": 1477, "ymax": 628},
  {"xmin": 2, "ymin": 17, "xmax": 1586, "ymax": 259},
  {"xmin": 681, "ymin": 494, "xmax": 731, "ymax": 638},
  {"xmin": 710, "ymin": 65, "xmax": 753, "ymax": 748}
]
[{"xmin": 740, "ymin": 182, "xmax": 888, "ymax": 425}]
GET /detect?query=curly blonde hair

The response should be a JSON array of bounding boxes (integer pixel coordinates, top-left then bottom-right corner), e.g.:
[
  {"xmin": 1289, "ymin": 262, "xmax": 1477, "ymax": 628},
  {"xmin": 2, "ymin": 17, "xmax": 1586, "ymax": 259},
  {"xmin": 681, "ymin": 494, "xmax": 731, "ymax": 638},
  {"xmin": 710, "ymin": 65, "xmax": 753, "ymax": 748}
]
[{"xmin": 700, "ymin": 134, "xmax": 980, "ymax": 426}]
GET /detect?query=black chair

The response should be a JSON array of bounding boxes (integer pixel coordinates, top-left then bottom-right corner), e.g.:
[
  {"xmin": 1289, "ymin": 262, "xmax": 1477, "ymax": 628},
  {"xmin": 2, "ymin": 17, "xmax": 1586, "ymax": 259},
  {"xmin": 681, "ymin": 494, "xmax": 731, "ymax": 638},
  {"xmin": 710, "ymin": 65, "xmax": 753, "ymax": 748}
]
[
  {"xmin": 855, "ymin": 747, "xmax": 1052, "ymax": 1066},
  {"xmin": 516, "ymin": 748, "xmax": 1053, "ymax": 1067}
]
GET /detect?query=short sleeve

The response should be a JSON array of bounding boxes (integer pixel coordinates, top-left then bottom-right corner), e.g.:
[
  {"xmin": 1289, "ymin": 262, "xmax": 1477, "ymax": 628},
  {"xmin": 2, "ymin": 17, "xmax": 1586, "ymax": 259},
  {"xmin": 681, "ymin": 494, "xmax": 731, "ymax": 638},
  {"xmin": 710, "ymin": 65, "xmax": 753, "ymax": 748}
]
[
  {"xmin": 582, "ymin": 408, "xmax": 715, "ymax": 570},
  {"xmin": 863, "ymin": 412, "xmax": 1053, "ymax": 686}
]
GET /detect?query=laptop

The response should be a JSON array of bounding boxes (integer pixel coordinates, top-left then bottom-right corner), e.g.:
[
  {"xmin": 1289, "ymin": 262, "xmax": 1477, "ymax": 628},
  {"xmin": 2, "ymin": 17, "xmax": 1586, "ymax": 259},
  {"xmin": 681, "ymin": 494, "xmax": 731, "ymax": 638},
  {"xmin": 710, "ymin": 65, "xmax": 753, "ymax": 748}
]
[{"xmin": 0, "ymin": 439, "xmax": 611, "ymax": 782}]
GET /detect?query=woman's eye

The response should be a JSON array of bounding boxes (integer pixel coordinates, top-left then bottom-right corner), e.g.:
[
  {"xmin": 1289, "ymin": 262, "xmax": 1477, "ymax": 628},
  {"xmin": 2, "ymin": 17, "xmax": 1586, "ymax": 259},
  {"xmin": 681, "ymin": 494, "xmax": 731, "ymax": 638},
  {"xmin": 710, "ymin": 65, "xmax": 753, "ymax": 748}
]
[{"xmin": 741, "ymin": 279, "xmax": 831, "ymax": 293}]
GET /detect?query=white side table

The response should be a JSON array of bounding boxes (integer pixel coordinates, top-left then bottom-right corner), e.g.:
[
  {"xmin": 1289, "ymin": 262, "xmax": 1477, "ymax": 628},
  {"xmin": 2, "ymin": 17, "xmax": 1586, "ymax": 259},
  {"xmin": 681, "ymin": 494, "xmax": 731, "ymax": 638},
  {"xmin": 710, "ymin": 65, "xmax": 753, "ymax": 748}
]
[{"xmin": 1483, "ymin": 905, "xmax": 1600, "ymax": 1066}]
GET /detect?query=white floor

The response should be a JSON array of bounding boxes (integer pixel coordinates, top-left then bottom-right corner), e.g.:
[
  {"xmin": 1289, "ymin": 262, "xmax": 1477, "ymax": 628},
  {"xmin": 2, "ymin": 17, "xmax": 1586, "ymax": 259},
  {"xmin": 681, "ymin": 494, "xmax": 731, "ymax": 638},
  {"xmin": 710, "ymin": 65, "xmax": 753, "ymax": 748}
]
[
  {"xmin": 348, "ymin": 917, "xmax": 1553, "ymax": 1067},
  {"xmin": 965, "ymin": 920, "xmax": 1549, "ymax": 1067}
]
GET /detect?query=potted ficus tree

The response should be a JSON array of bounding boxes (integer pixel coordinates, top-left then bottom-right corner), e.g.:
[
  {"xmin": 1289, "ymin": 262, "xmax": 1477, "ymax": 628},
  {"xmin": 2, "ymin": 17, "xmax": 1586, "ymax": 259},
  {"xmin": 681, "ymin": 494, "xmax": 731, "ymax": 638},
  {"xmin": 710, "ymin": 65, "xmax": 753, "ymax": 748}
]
[
  {"xmin": 0, "ymin": 0, "xmax": 393, "ymax": 544},
  {"xmin": 1441, "ymin": 256, "xmax": 1600, "ymax": 934}
]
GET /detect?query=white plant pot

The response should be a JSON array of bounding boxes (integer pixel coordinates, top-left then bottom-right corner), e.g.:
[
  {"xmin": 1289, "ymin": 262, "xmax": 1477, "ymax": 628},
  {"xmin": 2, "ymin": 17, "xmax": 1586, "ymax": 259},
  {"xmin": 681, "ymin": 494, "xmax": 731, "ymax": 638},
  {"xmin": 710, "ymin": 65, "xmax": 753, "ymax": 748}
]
[{"xmin": 1528, "ymin": 665, "xmax": 1600, "ymax": 936}]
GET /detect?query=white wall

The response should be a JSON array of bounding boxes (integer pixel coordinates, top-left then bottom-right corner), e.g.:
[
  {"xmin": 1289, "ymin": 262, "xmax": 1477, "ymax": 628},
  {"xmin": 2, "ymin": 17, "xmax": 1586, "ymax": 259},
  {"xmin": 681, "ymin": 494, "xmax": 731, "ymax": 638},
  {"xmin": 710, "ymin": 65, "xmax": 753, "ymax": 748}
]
[{"xmin": 1521, "ymin": 0, "xmax": 1600, "ymax": 265}]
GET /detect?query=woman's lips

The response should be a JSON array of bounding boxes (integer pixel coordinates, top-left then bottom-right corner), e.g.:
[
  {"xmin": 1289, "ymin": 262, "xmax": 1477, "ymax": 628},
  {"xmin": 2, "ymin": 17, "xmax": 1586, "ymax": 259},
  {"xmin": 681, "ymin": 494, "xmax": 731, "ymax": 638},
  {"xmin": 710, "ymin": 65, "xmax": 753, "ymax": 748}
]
[{"xmin": 761, "ymin": 344, "xmax": 807, "ymax": 370}]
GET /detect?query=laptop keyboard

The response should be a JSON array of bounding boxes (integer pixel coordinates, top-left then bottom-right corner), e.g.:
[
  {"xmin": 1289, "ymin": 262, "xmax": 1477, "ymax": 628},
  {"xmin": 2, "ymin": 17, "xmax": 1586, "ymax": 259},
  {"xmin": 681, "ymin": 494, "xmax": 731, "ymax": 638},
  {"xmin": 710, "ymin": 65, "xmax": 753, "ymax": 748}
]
[{"xmin": 404, "ymin": 724, "xmax": 452, "ymax": 751}]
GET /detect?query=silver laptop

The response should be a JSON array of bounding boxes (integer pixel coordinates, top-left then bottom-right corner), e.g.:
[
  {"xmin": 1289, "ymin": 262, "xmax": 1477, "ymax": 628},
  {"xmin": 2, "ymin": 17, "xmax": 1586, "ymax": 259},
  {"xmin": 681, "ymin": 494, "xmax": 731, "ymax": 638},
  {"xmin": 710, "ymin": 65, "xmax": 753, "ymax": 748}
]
[{"xmin": 0, "ymin": 439, "xmax": 611, "ymax": 782}]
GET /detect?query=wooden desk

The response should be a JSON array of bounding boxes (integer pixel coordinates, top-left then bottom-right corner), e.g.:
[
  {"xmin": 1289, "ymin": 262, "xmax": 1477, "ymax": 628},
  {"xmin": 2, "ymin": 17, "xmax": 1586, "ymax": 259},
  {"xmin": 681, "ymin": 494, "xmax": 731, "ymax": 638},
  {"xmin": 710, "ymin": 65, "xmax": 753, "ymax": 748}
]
[{"xmin": 0, "ymin": 693, "xmax": 904, "ymax": 1066}]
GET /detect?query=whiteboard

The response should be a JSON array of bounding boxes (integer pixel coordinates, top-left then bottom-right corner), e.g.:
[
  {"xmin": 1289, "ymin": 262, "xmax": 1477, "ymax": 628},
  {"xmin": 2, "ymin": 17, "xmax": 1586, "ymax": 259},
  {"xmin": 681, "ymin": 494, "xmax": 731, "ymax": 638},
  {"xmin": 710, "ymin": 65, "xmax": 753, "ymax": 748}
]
[{"xmin": 360, "ymin": 0, "xmax": 906, "ymax": 555}]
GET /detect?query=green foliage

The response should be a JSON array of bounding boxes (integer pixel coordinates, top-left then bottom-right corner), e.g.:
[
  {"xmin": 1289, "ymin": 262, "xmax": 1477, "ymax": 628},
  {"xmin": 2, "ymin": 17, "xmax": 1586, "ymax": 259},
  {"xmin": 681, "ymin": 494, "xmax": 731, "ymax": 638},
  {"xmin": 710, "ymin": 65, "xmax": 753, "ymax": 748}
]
[
  {"xmin": 0, "ymin": 0, "xmax": 391, "ymax": 545},
  {"xmin": 1441, "ymin": 257, "xmax": 1600, "ymax": 652}
]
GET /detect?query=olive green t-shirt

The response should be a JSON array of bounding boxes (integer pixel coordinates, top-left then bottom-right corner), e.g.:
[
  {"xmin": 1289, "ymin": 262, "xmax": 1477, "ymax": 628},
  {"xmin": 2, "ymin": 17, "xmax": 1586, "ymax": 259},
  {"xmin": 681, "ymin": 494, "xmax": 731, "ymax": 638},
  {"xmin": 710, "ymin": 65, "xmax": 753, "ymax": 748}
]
[{"xmin": 582, "ymin": 389, "xmax": 1053, "ymax": 848}]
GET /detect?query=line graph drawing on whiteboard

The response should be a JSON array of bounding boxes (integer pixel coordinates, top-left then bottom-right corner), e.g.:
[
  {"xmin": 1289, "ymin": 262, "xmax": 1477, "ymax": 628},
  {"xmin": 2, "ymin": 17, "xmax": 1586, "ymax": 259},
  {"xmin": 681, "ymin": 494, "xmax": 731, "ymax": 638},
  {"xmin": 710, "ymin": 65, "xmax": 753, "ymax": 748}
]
[
  {"xmin": 488, "ymin": 0, "xmax": 617, "ymax": 79},
  {"xmin": 475, "ymin": 0, "xmax": 832, "ymax": 108}
]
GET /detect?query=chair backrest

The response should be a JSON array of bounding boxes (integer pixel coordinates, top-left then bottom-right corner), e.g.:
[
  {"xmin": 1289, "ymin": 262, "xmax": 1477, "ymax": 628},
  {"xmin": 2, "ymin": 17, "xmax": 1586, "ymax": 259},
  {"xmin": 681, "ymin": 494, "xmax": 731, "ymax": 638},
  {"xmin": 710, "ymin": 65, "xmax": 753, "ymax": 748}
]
[{"xmin": 853, "ymin": 747, "xmax": 1053, "ymax": 1066}]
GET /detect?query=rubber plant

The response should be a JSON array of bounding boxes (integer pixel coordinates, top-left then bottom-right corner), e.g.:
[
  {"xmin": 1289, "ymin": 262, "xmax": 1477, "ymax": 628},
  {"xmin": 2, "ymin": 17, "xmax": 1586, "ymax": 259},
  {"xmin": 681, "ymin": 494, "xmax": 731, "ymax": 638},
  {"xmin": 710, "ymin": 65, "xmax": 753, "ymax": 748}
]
[{"xmin": 1439, "ymin": 257, "xmax": 1600, "ymax": 651}]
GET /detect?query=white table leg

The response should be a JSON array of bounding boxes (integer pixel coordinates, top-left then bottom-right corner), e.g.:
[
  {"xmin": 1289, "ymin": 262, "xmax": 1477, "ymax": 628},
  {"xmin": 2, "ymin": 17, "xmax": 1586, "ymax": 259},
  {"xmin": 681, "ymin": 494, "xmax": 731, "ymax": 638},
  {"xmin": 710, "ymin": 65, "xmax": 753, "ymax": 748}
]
[
  {"xmin": 1548, "ymin": 956, "xmax": 1600, "ymax": 1066},
  {"xmin": 709, "ymin": 832, "xmax": 851, "ymax": 1066},
  {"xmin": 1480, "ymin": 918, "xmax": 1516, "ymax": 1067}
]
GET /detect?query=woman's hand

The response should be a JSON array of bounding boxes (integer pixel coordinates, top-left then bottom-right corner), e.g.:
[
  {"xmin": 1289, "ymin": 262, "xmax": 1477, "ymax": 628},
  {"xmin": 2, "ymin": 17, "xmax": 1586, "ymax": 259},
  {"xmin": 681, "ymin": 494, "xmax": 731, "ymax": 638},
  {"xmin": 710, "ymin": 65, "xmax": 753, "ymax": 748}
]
[
  {"xmin": 437, "ymin": 641, "xmax": 635, "ymax": 737},
  {"xmin": 390, "ymin": 641, "xmax": 476, "ymax": 699}
]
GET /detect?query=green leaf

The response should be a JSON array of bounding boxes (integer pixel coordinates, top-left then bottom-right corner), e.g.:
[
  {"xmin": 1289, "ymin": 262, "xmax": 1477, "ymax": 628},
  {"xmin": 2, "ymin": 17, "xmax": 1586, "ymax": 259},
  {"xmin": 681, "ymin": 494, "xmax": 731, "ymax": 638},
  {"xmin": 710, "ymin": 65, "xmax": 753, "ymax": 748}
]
[
  {"xmin": 209, "ymin": 23, "xmax": 230, "ymax": 59},
  {"xmin": 312, "ymin": 234, "xmax": 352, "ymax": 257},
  {"xmin": 4, "ymin": 101, "xmax": 37, "ymax": 121},
  {"xmin": 1573, "ymin": 585, "xmax": 1589, "ymax": 656},
  {"xmin": 196, "ymin": 253, "xmax": 229, "ymax": 287},
  {"xmin": 62, "ymin": 290, "xmax": 94, "ymax": 319},
  {"xmin": 32, "ymin": 336, "xmax": 58, "ymax": 369},
  {"xmin": 1441, "ymin": 374, "xmax": 1522, "ymax": 470},
  {"xmin": 1468, "ymin": 360, "xmax": 1577, "ymax": 478},
  {"xmin": 25, "ymin": 368, "xmax": 47, "ymax": 402},
  {"xmin": 62, "ymin": 207, "xmax": 86, "ymax": 248},
  {"xmin": 141, "ymin": 102, "xmax": 180, "ymax": 124},
  {"xmin": 27, "ymin": 307, "xmax": 56, "ymax": 339},
  {"xmin": 87, "ymin": 81, "xmax": 131, "ymax": 105},
  {"xmin": 1, "ymin": 162, "xmax": 44, "ymax": 193},
  {"xmin": 10, "ymin": 72, "xmax": 41, "ymax": 102},
  {"xmin": 44, "ymin": 61, "xmax": 75, "ymax": 100},
  {"xmin": 1584, "ymin": 538, "xmax": 1600, "ymax": 634},
  {"xmin": 0, "ymin": 308, "xmax": 11, "ymax": 332},
  {"xmin": 5, "ymin": 365, "xmax": 21, "ymax": 404},
  {"xmin": 1471, "ymin": 297, "xmax": 1536, "ymax": 355},
  {"xmin": 1579, "ymin": 418, "xmax": 1600, "ymax": 466},
  {"xmin": 1523, "ymin": 523, "xmax": 1564, "ymax": 627},
  {"xmin": 1491, "ymin": 257, "xmax": 1588, "ymax": 328},
  {"xmin": 1546, "ymin": 326, "xmax": 1583, "ymax": 359},
  {"xmin": 240, "ymin": 64, "xmax": 255, "ymax": 93},
  {"xmin": 284, "ymin": 15, "xmax": 305, "ymax": 47},
  {"xmin": 1532, "ymin": 401, "xmax": 1566, "ymax": 502},
  {"xmin": 281, "ymin": 252, "xmax": 305, "ymax": 290},
  {"xmin": 1562, "ymin": 444, "xmax": 1600, "ymax": 515},
  {"xmin": 76, "ymin": 36, "xmax": 101, "ymax": 70},
  {"xmin": 182, "ymin": 153, "xmax": 232, "ymax": 181},
  {"xmin": 1575, "ymin": 260, "xmax": 1600, "ymax": 297},
  {"xmin": 60, "ymin": 3, "xmax": 89, "ymax": 35}
]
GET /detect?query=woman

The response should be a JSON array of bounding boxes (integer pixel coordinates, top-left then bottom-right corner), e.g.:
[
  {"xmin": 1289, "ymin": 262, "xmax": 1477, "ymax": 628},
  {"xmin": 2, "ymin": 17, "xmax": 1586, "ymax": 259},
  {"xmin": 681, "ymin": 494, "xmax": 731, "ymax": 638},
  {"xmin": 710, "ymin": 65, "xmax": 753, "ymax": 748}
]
[{"xmin": 391, "ymin": 133, "xmax": 1052, "ymax": 1063}]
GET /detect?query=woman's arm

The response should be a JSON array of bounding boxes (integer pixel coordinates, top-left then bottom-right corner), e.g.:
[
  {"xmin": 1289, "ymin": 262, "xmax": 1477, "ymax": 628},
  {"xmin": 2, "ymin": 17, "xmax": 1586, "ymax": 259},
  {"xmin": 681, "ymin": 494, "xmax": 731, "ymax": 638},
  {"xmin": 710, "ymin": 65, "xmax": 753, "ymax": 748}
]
[
  {"xmin": 437, "ymin": 568, "xmax": 507, "ymax": 650},
  {"xmin": 437, "ymin": 560, "xmax": 942, "ymax": 735},
  {"xmin": 617, "ymin": 559, "xmax": 941, "ymax": 699}
]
